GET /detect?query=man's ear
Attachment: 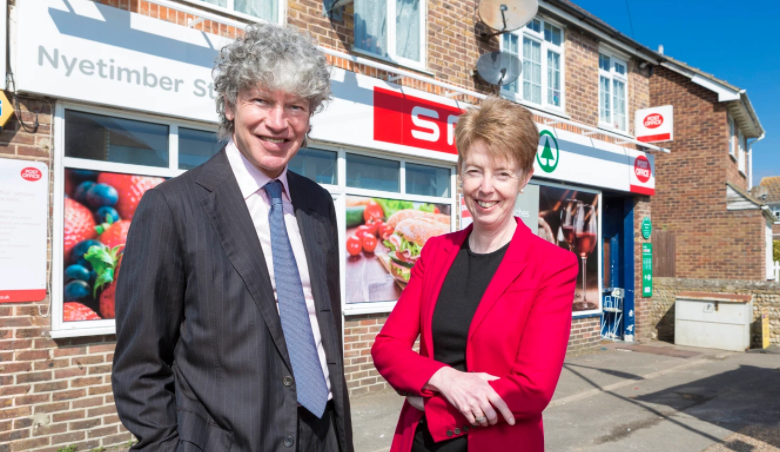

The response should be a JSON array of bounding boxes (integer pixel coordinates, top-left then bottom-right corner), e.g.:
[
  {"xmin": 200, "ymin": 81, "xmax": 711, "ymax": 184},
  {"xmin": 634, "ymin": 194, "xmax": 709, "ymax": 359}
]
[{"xmin": 224, "ymin": 95, "xmax": 235, "ymax": 121}]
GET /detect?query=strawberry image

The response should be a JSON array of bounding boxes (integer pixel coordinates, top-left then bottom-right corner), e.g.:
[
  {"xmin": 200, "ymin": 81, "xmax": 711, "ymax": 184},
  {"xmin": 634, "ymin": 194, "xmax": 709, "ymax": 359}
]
[
  {"xmin": 64, "ymin": 198, "xmax": 97, "ymax": 261},
  {"xmin": 96, "ymin": 173, "xmax": 164, "ymax": 220},
  {"xmin": 63, "ymin": 302, "xmax": 101, "ymax": 321},
  {"xmin": 97, "ymin": 219, "xmax": 131, "ymax": 251},
  {"xmin": 84, "ymin": 246, "xmax": 122, "ymax": 320}
]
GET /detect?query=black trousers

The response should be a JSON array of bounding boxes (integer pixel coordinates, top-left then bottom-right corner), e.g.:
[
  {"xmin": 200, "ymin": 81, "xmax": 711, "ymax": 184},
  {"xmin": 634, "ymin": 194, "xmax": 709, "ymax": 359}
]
[{"xmin": 297, "ymin": 402, "xmax": 341, "ymax": 452}]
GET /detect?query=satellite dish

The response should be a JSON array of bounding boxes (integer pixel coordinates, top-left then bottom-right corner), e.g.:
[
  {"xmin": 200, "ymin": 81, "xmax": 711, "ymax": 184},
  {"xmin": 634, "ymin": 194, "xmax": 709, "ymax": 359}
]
[
  {"xmin": 476, "ymin": 51, "xmax": 521, "ymax": 87},
  {"xmin": 478, "ymin": 0, "xmax": 538, "ymax": 34}
]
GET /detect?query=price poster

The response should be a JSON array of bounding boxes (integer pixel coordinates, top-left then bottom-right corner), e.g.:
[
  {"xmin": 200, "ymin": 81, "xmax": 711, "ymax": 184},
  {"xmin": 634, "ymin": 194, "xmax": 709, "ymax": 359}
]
[
  {"xmin": 0, "ymin": 158, "xmax": 49, "ymax": 303},
  {"xmin": 642, "ymin": 243, "xmax": 653, "ymax": 298}
]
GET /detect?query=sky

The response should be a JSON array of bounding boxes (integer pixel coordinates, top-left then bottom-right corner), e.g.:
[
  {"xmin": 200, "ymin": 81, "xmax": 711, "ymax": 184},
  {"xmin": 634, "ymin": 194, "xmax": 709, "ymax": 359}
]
[{"xmin": 570, "ymin": 0, "xmax": 779, "ymax": 185}]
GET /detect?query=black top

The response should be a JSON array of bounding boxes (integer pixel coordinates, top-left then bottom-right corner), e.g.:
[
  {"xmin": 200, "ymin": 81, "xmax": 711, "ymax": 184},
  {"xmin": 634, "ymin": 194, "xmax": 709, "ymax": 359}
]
[{"xmin": 412, "ymin": 236, "xmax": 509, "ymax": 452}]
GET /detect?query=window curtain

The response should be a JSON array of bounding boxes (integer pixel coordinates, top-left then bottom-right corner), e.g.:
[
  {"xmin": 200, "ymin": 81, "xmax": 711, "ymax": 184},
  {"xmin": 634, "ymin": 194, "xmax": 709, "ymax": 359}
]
[
  {"xmin": 396, "ymin": 0, "xmax": 421, "ymax": 62},
  {"xmin": 613, "ymin": 79, "xmax": 626, "ymax": 130},
  {"xmin": 202, "ymin": 0, "xmax": 227, "ymax": 7},
  {"xmin": 547, "ymin": 51, "xmax": 560, "ymax": 106},
  {"xmin": 235, "ymin": 0, "xmax": 276, "ymax": 22},
  {"xmin": 502, "ymin": 34, "xmax": 520, "ymax": 93},
  {"xmin": 523, "ymin": 38, "xmax": 541, "ymax": 104},
  {"xmin": 599, "ymin": 76, "xmax": 611, "ymax": 123},
  {"xmin": 355, "ymin": 0, "xmax": 387, "ymax": 57}
]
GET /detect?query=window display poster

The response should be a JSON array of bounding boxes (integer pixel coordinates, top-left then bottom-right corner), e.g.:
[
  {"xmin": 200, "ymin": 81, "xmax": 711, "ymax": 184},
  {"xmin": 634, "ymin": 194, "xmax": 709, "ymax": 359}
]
[
  {"xmin": 536, "ymin": 185, "xmax": 600, "ymax": 313},
  {"xmin": 0, "ymin": 158, "xmax": 48, "ymax": 303},
  {"xmin": 345, "ymin": 196, "xmax": 451, "ymax": 304},
  {"xmin": 61, "ymin": 169, "xmax": 165, "ymax": 321}
]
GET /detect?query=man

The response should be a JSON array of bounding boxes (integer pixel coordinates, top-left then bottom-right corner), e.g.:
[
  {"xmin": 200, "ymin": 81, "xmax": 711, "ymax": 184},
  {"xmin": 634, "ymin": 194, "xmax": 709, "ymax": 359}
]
[{"xmin": 112, "ymin": 23, "xmax": 352, "ymax": 452}]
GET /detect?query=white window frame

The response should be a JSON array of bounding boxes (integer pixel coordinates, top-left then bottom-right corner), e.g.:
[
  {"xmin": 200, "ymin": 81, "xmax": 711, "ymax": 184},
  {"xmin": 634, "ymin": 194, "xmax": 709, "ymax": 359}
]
[
  {"xmin": 352, "ymin": 0, "xmax": 428, "ymax": 72},
  {"xmin": 738, "ymin": 130, "xmax": 746, "ymax": 175},
  {"xmin": 51, "ymin": 102, "xmax": 220, "ymax": 338},
  {"xmin": 598, "ymin": 49, "xmax": 629, "ymax": 133},
  {"xmin": 728, "ymin": 114, "xmax": 737, "ymax": 160},
  {"xmin": 499, "ymin": 17, "xmax": 566, "ymax": 114},
  {"xmin": 179, "ymin": 0, "xmax": 285, "ymax": 25}
]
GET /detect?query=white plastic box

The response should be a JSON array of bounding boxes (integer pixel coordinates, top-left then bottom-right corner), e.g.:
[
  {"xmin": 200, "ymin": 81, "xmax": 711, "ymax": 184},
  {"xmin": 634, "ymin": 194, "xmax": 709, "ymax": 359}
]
[{"xmin": 674, "ymin": 292, "xmax": 753, "ymax": 352}]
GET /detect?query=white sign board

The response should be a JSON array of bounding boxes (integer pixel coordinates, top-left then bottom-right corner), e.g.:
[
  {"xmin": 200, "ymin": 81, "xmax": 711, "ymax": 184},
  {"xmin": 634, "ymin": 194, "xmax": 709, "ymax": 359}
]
[
  {"xmin": 16, "ymin": 0, "xmax": 230, "ymax": 123},
  {"xmin": 635, "ymin": 105, "xmax": 673, "ymax": 143},
  {"xmin": 0, "ymin": 159, "xmax": 49, "ymax": 303},
  {"xmin": 314, "ymin": 68, "xmax": 656, "ymax": 195}
]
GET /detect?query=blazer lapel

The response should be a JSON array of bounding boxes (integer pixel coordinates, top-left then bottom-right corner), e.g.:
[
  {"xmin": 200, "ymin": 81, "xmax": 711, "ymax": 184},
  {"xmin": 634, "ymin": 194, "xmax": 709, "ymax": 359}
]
[
  {"xmin": 422, "ymin": 227, "xmax": 470, "ymax": 356},
  {"xmin": 287, "ymin": 172, "xmax": 341, "ymax": 365},
  {"xmin": 195, "ymin": 149, "xmax": 292, "ymax": 370},
  {"xmin": 467, "ymin": 219, "xmax": 529, "ymax": 341}
]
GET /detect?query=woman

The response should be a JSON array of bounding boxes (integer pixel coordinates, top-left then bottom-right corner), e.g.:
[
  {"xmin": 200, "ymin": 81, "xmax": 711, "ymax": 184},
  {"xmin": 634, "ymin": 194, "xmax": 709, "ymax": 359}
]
[{"xmin": 371, "ymin": 96, "xmax": 578, "ymax": 452}]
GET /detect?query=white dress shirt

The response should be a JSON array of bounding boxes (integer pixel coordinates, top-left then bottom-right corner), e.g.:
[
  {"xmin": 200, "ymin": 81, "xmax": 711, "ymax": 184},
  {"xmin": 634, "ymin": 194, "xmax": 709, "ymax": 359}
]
[{"xmin": 225, "ymin": 140, "xmax": 332, "ymax": 400}]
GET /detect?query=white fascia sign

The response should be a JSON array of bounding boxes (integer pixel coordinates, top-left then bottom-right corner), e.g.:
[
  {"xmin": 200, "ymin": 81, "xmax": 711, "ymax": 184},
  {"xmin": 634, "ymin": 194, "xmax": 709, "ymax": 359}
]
[
  {"xmin": 635, "ymin": 105, "xmax": 674, "ymax": 143},
  {"xmin": 15, "ymin": 0, "xmax": 230, "ymax": 123}
]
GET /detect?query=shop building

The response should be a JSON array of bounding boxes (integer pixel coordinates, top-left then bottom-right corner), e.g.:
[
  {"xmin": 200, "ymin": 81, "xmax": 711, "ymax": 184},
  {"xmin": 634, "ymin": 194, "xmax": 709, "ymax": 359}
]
[{"xmin": 0, "ymin": 0, "xmax": 685, "ymax": 449}]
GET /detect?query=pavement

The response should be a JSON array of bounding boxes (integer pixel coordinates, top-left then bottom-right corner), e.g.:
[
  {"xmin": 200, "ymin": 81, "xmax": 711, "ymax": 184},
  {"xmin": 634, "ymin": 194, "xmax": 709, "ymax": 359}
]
[{"xmin": 350, "ymin": 342, "xmax": 780, "ymax": 452}]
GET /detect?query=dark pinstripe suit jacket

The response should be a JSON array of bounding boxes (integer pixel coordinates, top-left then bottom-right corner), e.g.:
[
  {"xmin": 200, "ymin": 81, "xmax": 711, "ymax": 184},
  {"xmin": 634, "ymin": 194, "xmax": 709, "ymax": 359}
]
[{"xmin": 112, "ymin": 149, "xmax": 353, "ymax": 452}]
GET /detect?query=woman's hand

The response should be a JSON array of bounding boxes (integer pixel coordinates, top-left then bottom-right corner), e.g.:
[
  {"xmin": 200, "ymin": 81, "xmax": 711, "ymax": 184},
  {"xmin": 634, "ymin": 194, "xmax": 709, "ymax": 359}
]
[
  {"xmin": 425, "ymin": 367, "xmax": 515, "ymax": 428},
  {"xmin": 407, "ymin": 396, "xmax": 425, "ymax": 412}
]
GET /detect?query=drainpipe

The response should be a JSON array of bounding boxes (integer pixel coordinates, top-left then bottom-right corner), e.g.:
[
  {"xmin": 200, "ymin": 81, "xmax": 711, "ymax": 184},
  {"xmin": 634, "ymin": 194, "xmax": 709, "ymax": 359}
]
[{"xmin": 748, "ymin": 132, "xmax": 766, "ymax": 189}]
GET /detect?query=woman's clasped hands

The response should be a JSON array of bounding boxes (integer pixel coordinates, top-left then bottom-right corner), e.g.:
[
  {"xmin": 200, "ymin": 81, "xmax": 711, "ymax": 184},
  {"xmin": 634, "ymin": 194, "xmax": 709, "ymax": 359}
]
[{"xmin": 406, "ymin": 367, "xmax": 515, "ymax": 429}]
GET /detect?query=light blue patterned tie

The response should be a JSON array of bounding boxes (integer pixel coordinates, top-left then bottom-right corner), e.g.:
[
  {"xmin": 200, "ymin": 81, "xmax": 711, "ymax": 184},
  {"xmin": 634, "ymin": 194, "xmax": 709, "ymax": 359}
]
[{"xmin": 264, "ymin": 180, "xmax": 329, "ymax": 418}]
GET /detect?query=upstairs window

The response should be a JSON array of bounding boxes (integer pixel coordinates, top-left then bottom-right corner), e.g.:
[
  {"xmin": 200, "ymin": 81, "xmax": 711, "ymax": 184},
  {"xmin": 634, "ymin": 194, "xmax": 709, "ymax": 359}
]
[
  {"xmin": 728, "ymin": 115, "xmax": 736, "ymax": 158},
  {"xmin": 501, "ymin": 18, "xmax": 564, "ymax": 110},
  {"xmin": 185, "ymin": 0, "xmax": 281, "ymax": 23},
  {"xmin": 354, "ymin": 0, "xmax": 426, "ymax": 69},
  {"xmin": 598, "ymin": 52, "xmax": 628, "ymax": 133},
  {"xmin": 738, "ymin": 130, "xmax": 746, "ymax": 175}
]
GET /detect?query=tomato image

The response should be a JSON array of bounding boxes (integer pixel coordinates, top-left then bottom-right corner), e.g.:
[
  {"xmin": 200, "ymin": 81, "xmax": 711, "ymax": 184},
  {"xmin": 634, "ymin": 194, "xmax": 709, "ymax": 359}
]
[
  {"xmin": 356, "ymin": 225, "xmax": 373, "ymax": 239},
  {"xmin": 363, "ymin": 201, "xmax": 384, "ymax": 222},
  {"xmin": 346, "ymin": 235, "xmax": 362, "ymax": 256},
  {"xmin": 371, "ymin": 219, "xmax": 385, "ymax": 237},
  {"xmin": 362, "ymin": 235, "xmax": 377, "ymax": 253}
]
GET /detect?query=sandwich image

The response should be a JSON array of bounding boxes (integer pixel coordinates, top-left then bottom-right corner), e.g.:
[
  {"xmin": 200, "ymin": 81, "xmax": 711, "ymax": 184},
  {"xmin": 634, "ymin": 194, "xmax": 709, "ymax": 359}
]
[{"xmin": 384, "ymin": 217, "xmax": 449, "ymax": 283}]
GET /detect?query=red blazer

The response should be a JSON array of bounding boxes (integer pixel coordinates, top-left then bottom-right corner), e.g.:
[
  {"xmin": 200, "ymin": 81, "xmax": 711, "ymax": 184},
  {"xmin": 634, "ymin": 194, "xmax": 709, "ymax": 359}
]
[{"xmin": 372, "ymin": 218, "xmax": 578, "ymax": 452}]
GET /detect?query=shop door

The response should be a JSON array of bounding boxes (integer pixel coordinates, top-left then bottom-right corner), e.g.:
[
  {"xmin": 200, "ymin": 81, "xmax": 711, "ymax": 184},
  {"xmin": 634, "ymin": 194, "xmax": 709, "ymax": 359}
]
[{"xmin": 601, "ymin": 197, "xmax": 627, "ymax": 339}]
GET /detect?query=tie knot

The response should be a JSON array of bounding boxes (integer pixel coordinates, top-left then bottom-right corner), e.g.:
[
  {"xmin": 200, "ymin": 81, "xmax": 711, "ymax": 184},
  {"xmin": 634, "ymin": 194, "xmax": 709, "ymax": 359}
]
[{"xmin": 264, "ymin": 180, "xmax": 284, "ymax": 205}]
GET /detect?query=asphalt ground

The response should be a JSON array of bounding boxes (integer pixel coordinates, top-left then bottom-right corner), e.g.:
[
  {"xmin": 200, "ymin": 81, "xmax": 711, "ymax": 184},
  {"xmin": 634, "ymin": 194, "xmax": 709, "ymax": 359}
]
[{"xmin": 350, "ymin": 342, "xmax": 780, "ymax": 452}]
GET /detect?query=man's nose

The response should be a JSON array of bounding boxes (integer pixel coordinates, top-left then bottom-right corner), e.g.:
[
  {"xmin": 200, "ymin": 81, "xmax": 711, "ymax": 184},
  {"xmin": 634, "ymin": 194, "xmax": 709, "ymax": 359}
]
[{"xmin": 265, "ymin": 106, "xmax": 287, "ymax": 132}]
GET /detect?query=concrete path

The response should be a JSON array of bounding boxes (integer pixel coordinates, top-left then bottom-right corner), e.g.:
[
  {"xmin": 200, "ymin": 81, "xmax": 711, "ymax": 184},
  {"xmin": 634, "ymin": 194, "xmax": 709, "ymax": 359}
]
[{"xmin": 350, "ymin": 342, "xmax": 780, "ymax": 452}]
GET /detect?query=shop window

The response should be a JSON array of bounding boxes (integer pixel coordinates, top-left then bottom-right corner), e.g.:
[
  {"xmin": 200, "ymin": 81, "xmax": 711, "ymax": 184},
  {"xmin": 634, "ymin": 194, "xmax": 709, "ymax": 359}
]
[
  {"xmin": 53, "ymin": 106, "xmax": 217, "ymax": 337},
  {"xmin": 501, "ymin": 17, "xmax": 564, "ymax": 110},
  {"xmin": 65, "ymin": 111, "xmax": 169, "ymax": 168},
  {"xmin": 178, "ymin": 128, "xmax": 222, "ymax": 170},
  {"xmin": 185, "ymin": 0, "xmax": 280, "ymax": 23},
  {"xmin": 598, "ymin": 52, "xmax": 629, "ymax": 133},
  {"xmin": 406, "ymin": 162, "xmax": 450, "ymax": 197},
  {"xmin": 346, "ymin": 153, "xmax": 400, "ymax": 192},
  {"xmin": 354, "ymin": 0, "xmax": 426, "ymax": 69},
  {"xmin": 289, "ymin": 148, "xmax": 338, "ymax": 185}
]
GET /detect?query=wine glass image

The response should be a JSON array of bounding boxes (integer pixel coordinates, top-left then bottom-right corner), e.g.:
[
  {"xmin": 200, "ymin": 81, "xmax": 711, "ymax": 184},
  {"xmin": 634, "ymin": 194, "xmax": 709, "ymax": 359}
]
[
  {"xmin": 560, "ymin": 199, "xmax": 578, "ymax": 252},
  {"xmin": 574, "ymin": 203, "xmax": 598, "ymax": 311}
]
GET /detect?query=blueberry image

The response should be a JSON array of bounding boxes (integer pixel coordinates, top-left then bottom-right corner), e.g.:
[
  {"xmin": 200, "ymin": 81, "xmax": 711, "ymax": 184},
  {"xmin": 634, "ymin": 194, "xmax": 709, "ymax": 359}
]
[
  {"xmin": 65, "ymin": 265, "xmax": 91, "ymax": 283},
  {"xmin": 86, "ymin": 183, "xmax": 119, "ymax": 208},
  {"xmin": 71, "ymin": 239, "xmax": 104, "ymax": 264},
  {"xmin": 64, "ymin": 280, "xmax": 91, "ymax": 302},
  {"xmin": 74, "ymin": 181, "xmax": 95, "ymax": 204},
  {"xmin": 94, "ymin": 206, "xmax": 120, "ymax": 224}
]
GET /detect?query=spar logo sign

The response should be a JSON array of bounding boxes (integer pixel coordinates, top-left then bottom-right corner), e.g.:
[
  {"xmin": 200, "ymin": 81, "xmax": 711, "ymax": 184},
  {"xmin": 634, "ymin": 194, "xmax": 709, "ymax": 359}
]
[
  {"xmin": 634, "ymin": 156, "xmax": 651, "ymax": 183},
  {"xmin": 643, "ymin": 113, "xmax": 663, "ymax": 129},
  {"xmin": 537, "ymin": 130, "xmax": 559, "ymax": 173},
  {"xmin": 21, "ymin": 167, "xmax": 43, "ymax": 182}
]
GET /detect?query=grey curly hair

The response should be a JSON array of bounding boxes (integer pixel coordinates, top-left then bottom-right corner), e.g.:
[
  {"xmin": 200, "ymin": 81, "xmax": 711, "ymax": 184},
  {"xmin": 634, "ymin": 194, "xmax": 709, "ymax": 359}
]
[{"xmin": 213, "ymin": 23, "xmax": 331, "ymax": 140}]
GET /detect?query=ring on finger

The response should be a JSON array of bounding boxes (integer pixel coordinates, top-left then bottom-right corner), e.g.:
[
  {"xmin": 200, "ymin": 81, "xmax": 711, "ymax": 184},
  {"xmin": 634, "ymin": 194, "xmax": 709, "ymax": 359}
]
[{"xmin": 475, "ymin": 416, "xmax": 486, "ymax": 422}]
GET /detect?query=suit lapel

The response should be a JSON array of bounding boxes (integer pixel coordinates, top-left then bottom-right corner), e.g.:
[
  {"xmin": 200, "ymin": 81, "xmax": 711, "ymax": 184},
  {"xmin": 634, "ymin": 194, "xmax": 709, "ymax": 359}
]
[
  {"xmin": 287, "ymin": 172, "xmax": 341, "ymax": 365},
  {"xmin": 467, "ymin": 220, "xmax": 529, "ymax": 341},
  {"xmin": 422, "ymin": 227, "xmax": 470, "ymax": 356},
  {"xmin": 195, "ymin": 150, "xmax": 292, "ymax": 370}
]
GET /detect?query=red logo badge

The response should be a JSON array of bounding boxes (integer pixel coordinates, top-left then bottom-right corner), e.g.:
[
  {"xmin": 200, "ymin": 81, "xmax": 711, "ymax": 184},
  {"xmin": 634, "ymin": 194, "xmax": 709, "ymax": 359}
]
[
  {"xmin": 634, "ymin": 156, "xmax": 651, "ymax": 183},
  {"xmin": 20, "ymin": 167, "xmax": 42, "ymax": 181},
  {"xmin": 643, "ymin": 113, "xmax": 663, "ymax": 129}
]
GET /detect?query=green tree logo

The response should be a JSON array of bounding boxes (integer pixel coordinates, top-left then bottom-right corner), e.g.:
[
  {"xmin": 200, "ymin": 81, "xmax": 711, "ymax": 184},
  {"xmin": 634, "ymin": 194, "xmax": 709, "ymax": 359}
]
[{"xmin": 536, "ymin": 130, "xmax": 559, "ymax": 173}]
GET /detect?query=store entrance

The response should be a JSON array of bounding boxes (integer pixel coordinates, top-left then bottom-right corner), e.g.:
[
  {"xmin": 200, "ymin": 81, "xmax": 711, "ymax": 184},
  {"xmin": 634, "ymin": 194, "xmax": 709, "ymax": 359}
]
[{"xmin": 600, "ymin": 195, "xmax": 635, "ymax": 340}]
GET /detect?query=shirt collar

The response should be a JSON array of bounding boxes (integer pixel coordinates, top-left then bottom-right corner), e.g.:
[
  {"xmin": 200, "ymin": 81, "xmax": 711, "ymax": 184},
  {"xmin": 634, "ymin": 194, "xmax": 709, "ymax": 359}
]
[{"xmin": 225, "ymin": 139, "xmax": 291, "ymax": 201}]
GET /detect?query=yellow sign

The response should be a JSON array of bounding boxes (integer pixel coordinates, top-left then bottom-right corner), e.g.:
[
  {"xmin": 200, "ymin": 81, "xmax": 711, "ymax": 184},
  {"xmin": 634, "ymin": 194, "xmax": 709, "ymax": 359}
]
[
  {"xmin": 0, "ymin": 91, "xmax": 15, "ymax": 131},
  {"xmin": 762, "ymin": 307, "xmax": 770, "ymax": 349}
]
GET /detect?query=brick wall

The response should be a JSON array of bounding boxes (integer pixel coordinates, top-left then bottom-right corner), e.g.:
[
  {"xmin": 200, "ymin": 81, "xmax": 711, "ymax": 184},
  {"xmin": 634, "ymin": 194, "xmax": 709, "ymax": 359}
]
[
  {"xmin": 650, "ymin": 66, "xmax": 765, "ymax": 281},
  {"xmin": 343, "ymin": 314, "xmax": 390, "ymax": 397},
  {"xmin": 633, "ymin": 197, "xmax": 653, "ymax": 342}
]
